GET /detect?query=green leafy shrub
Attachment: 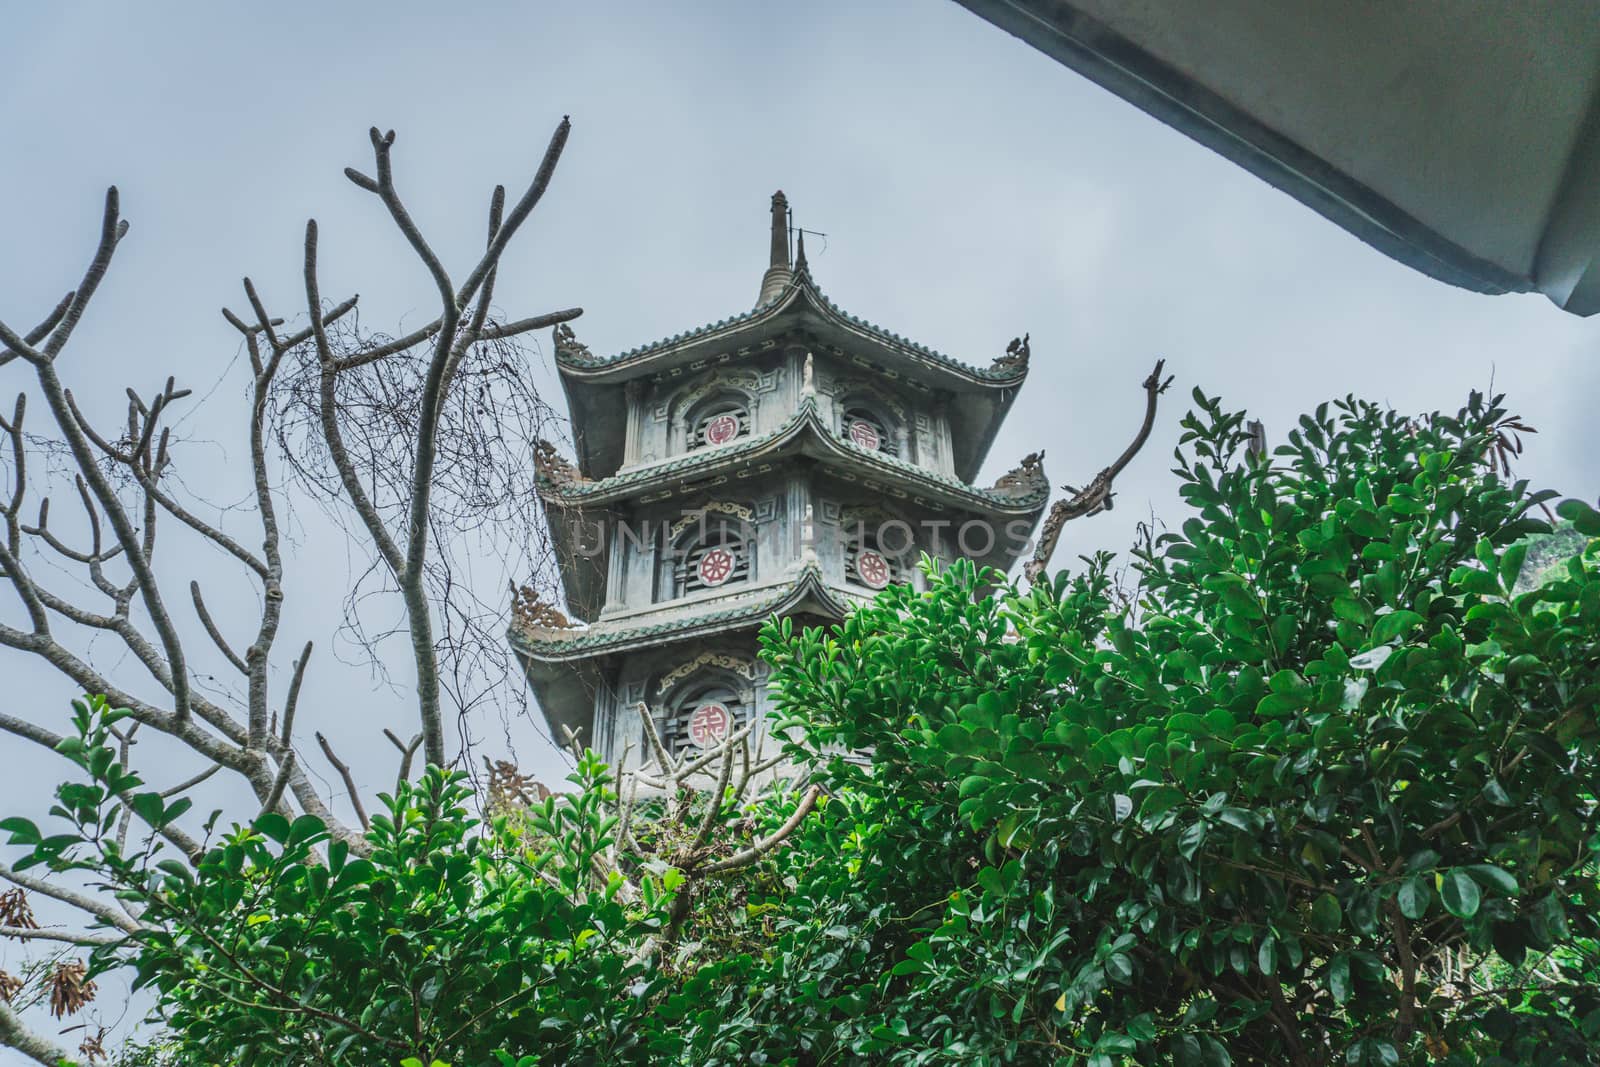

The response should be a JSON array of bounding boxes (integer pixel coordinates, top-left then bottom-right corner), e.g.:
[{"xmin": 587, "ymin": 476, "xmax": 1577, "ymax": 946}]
[
  {"xmin": 2, "ymin": 703, "xmax": 672, "ymax": 1066},
  {"xmin": 751, "ymin": 391, "xmax": 1600, "ymax": 1065}
]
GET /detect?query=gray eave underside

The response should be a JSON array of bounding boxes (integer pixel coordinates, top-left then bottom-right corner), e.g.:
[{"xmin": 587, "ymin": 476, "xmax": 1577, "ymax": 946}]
[
  {"xmin": 509, "ymin": 566, "xmax": 853, "ymax": 660},
  {"xmin": 953, "ymin": 0, "xmax": 1600, "ymax": 317}
]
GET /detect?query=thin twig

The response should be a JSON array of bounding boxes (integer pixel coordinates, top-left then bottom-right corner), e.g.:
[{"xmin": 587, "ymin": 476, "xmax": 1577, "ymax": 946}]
[
  {"xmin": 315, "ymin": 732, "xmax": 369, "ymax": 831},
  {"xmin": 259, "ymin": 752, "xmax": 295, "ymax": 819},
  {"xmin": 190, "ymin": 581, "xmax": 247, "ymax": 675},
  {"xmin": 280, "ymin": 641, "xmax": 312, "ymax": 746},
  {"xmin": 383, "ymin": 728, "xmax": 424, "ymax": 785},
  {"xmin": 704, "ymin": 785, "xmax": 823, "ymax": 874}
]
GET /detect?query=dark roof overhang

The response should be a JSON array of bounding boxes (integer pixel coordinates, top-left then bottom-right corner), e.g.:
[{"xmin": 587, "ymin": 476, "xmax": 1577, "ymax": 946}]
[
  {"xmin": 539, "ymin": 398, "xmax": 1048, "ymax": 515},
  {"xmin": 555, "ymin": 271, "xmax": 1029, "ymax": 481}
]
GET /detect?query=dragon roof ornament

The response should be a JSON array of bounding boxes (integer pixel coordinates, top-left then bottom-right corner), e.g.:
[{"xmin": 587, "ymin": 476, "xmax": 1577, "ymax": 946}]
[
  {"xmin": 990, "ymin": 449, "xmax": 1049, "ymax": 498},
  {"xmin": 991, "ymin": 333, "xmax": 1030, "ymax": 374}
]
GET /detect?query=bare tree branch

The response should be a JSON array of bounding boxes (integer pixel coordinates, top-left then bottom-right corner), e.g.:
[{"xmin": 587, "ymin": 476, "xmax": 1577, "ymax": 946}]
[
  {"xmin": 1024, "ymin": 359, "xmax": 1173, "ymax": 583},
  {"xmin": 634, "ymin": 702, "xmax": 676, "ymax": 779},
  {"xmin": 315, "ymin": 731, "xmax": 369, "ymax": 831},
  {"xmin": 331, "ymin": 306, "xmax": 579, "ymax": 372},
  {"xmin": 259, "ymin": 752, "xmax": 295, "ymax": 819},
  {"xmin": 160, "ymin": 763, "xmax": 221, "ymax": 798},
  {"xmin": 190, "ymin": 581, "xmax": 247, "ymax": 675},
  {"xmin": 689, "ymin": 743, "xmax": 737, "ymax": 851},
  {"xmin": 43, "ymin": 189, "xmax": 130, "ymax": 361},
  {"xmin": 0, "ymin": 926, "xmax": 126, "ymax": 947},
  {"xmin": 0, "ymin": 124, "xmax": 588, "ymax": 1059},
  {"xmin": 0, "ymin": 861, "xmax": 143, "ymax": 935},
  {"xmin": 703, "ymin": 785, "xmax": 823, "ymax": 874},
  {"xmin": 301, "ymin": 223, "xmax": 406, "ymax": 577},
  {"xmin": 0, "ymin": 290, "xmax": 73, "ymax": 368},
  {"xmin": 280, "ymin": 640, "xmax": 311, "ymax": 747},
  {"xmin": 0, "ymin": 996, "xmax": 68, "ymax": 1067},
  {"xmin": 383, "ymin": 728, "xmax": 423, "ymax": 788},
  {"xmin": 12, "ymin": 217, "xmax": 201, "ymax": 725}
]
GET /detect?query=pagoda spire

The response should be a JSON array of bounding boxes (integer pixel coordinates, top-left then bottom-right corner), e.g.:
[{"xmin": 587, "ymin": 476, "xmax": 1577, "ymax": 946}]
[{"xmin": 757, "ymin": 190, "xmax": 792, "ymax": 306}]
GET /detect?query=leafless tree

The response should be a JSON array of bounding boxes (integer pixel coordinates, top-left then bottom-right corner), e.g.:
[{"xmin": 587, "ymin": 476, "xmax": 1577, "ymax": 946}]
[
  {"xmin": 0, "ymin": 120, "xmax": 583, "ymax": 1062},
  {"xmin": 266, "ymin": 293, "xmax": 571, "ymax": 752}
]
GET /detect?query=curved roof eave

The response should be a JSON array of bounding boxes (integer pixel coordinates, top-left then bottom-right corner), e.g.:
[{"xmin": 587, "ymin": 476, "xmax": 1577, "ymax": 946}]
[
  {"xmin": 554, "ymin": 270, "xmax": 1029, "ymax": 392},
  {"xmin": 534, "ymin": 400, "xmax": 1051, "ymax": 515},
  {"xmin": 509, "ymin": 566, "xmax": 850, "ymax": 660},
  {"xmin": 537, "ymin": 503, "xmax": 610, "ymax": 624}
]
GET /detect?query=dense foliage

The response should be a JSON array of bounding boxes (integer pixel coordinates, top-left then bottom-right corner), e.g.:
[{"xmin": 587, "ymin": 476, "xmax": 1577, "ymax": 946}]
[
  {"xmin": 4, "ymin": 700, "xmax": 678, "ymax": 1065},
  {"xmin": 743, "ymin": 391, "xmax": 1600, "ymax": 1065},
  {"xmin": 6, "ymin": 391, "xmax": 1599, "ymax": 1066}
]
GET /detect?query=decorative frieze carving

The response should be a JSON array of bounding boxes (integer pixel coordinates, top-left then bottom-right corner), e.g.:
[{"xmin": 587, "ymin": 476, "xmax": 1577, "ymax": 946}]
[
  {"xmin": 735, "ymin": 463, "xmax": 776, "ymax": 483},
  {"xmin": 665, "ymin": 370, "xmax": 761, "ymax": 421},
  {"xmin": 668, "ymin": 501, "xmax": 757, "ymax": 541},
  {"xmin": 656, "ymin": 650, "xmax": 760, "ymax": 695},
  {"xmin": 823, "ymin": 376, "xmax": 907, "ymax": 420},
  {"xmin": 652, "ymin": 367, "xmax": 777, "ymax": 422}
]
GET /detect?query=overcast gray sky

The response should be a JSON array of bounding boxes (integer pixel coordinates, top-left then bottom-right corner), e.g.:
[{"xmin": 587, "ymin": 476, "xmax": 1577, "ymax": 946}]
[{"xmin": 2, "ymin": 3, "xmax": 1598, "ymax": 1054}]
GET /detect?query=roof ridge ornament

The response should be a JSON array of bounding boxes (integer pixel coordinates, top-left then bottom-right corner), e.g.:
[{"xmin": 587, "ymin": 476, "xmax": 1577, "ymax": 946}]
[
  {"xmin": 552, "ymin": 321, "xmax": 593, "ymax": 363},
  {"xmin": 991, "ymin": 332, "xmax": 1030, "ymax": 374},
  {"xmin": 511, "ymin": 585, "xmax": 579, "ymax": 632},
  {"xmin": 990, "ymin": 450, "xmax": 1047, "ymax": 497},
  {"xmin": 532, "ymin": 438, "xmax": 582, "ymax": 485}
]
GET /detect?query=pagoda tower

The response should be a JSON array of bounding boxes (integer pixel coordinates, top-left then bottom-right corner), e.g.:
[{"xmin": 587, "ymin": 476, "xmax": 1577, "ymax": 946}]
[{"xmin": 512, "ymin": 193, "xmax": 1049, "ymax": 764}]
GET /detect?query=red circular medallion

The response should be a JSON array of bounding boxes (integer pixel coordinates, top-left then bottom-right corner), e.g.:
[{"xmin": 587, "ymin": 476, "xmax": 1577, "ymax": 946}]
[
  {"xmin": 704, "ymin": 413, "xmax": 740, "ymax": 446},
  {"xmin": 848, "ymin": 419, "xmax": 881, "ymax": 451},
  {"xmin": 688, "ymin": 702, "xmax": 731, "ymax": 748},
  {"xmin": 856, "ymin": 549, "xmax": 891, "ymax": 589},
  {"xmin": 697, "ymin": 547, "xmax": 736, "ymax": 586}
]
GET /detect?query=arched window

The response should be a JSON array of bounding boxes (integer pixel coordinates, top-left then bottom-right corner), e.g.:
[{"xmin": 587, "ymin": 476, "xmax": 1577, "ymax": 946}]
[
  {"xmin": 660, "ymin": 679, "xmax": 750, "ymax": 757},
  {"xmin": 840, "ymin": 403, "xmax": 898, "ymax": 457},
  {"xmin": 687, "ymin": 393, "xmax": 752, "ymax": 451},
  {"xmin": 844, "ymin": 519, "xmax": 911, "ymax": 590},
  {"xmin": 666, "ymin": 516, "xmax": 751, "ymax": 598}
]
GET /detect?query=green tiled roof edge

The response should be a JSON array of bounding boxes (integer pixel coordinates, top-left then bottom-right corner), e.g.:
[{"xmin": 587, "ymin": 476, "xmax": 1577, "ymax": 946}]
[
  {"xmin": 537, "ymin": 401, "xmax": 1049, "ymax": 509},
  {"xmin": 508, "ymin": 566, "xmax": 843, "ymax": 656},
  {"xmin": 555, "ymin": 270, "xmax": 1027, "ymax": 385}
]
